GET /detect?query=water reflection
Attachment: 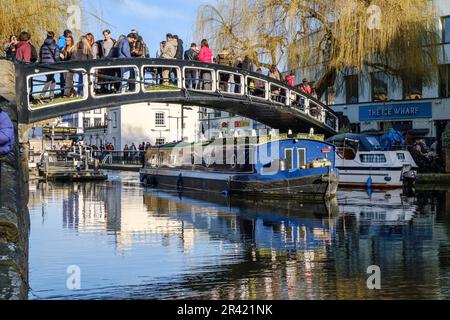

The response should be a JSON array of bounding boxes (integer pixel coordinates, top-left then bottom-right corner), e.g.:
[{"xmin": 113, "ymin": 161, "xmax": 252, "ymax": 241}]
[{"xmin": 28, "ymin": 172, "xmax": 450, "ymax": 299}]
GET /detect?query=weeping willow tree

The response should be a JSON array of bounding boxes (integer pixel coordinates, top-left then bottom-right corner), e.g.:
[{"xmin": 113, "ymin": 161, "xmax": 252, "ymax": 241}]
[
  {"xmin": 0, "ymin": 0, "xmax": 81, "ymax": 126},
  {"xmin": 197, "ymin": 0, "xmax": 439, "ymax": 96},
  {"xmin": 0, "ymin": 0, "xmax": 81, "ymax": 54}
]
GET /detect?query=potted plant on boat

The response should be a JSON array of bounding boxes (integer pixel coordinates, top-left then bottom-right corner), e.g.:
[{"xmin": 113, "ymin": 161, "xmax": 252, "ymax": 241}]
[{"xmin": 441, "ymin": 123, "xmax": 450, "ymax": 172}]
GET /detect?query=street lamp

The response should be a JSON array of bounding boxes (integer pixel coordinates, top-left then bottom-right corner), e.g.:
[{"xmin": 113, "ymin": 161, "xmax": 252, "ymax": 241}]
[
  {"xmin": 168, "ymin": 115, "xmax": 186, "ymax": 141},
  {"xmin": 169, "ymin": 106, "xmax": 193, "ymax": 141}
]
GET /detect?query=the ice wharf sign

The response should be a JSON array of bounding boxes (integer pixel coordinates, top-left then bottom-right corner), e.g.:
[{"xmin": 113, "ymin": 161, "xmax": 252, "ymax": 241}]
[{"xmin": 359, "ymin": 102, "xmax": 432, "ymax": 121}]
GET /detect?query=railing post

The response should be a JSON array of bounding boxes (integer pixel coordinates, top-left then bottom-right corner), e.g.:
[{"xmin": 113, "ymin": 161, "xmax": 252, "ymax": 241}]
[
  {"xmin": 321, "ymin": 107, "xmax": 326, "ymax": 124},
  {"xmin": 304, "ymin": 98, "xmax": 310, "ymax": 115}
]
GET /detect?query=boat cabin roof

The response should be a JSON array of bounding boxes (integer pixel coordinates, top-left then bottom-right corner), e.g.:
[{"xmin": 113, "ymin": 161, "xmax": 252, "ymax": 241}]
[
  {"xmin": 327, "ymin": 134, "xmax": 382, "ymax": 151},
  {"xmin": 155, "ymin": 134, "xmax": 329, "ymax": 151}
]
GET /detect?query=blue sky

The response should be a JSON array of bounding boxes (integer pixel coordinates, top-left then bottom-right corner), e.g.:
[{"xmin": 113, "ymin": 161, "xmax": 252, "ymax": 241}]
[{"xmin": 83, "ymin": 0, "xmax": 211, "ymax": 56}]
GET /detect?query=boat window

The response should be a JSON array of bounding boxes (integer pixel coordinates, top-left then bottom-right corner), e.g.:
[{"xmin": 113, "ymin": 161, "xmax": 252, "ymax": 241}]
[
  {"xmin": 336, "ymin": 147, "xmax": 356, "ymax": 160},
  {"xmin": 284, "ymin": 148, "xmax": 293, "ymax": 170},
  {"xmin": 360, "ymin": 154, "xmax": 387, "ymax": 163},
  {"xmin": 397, "ymin": 153, "xmax": 406, "ymax": 161},
  {"xmin": 297, "ymin": 148, "xmax": 306, "ymax": 168}
]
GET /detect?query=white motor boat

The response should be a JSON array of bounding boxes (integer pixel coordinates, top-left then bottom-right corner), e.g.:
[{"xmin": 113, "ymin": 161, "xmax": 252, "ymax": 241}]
[{"xmin": 327, "ymin": 134, "xmax": 417, "ymax": 189}]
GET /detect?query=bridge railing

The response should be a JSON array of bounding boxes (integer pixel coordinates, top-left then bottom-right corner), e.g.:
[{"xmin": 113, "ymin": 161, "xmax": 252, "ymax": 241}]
[{"xmin": 16, "ymin": 58, "xmax": 338, "ymax": 132}]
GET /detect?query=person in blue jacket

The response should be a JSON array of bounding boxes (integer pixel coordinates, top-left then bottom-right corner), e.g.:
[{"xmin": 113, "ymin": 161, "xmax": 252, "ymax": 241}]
[
  {"xmin": 57, "ymin": 29, "xmax": 72, "ymax": 50},
  {"xmin": 0, "ymin": 108, "xmax": 14, "ymax": 155},
  {"xmin": 118, "ymin": 33, "xmax": 136, "ymax": 92}
]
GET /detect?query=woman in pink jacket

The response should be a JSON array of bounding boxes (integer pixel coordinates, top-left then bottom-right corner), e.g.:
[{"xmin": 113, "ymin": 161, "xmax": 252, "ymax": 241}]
[
  {"xmin": 198, "ymin": 39, "xmax": 213, "ymax": 90},
  {"xmin": 198, "ymin": 39, "xmax": 213, "ymax": 63}
]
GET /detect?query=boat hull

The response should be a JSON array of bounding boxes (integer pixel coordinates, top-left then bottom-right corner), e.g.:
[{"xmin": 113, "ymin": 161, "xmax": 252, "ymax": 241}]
[{"xmin": 140, "ymin": 168, "xmax": 338, "ymax": 200}]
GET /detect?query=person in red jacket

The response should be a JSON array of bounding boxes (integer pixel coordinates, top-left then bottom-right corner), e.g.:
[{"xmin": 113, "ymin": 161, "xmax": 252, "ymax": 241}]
[
  {"xmin": 198, "ymin": 39, "xmax": 213, "ymax": 90},
  {"xmin": 15, "ymin": 31, "xmax": 32, "ymax": 63},
  {"xmin": 299, "ymin": 78, "xmax": 312, "ymax": 95},
  {"xmin": 285, "ymin": 71, "xmax": 295, "ymax": 87}
]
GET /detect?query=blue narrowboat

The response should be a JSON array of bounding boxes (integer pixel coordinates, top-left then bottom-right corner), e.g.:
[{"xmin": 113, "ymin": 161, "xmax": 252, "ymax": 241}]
[{"xmin": 139, "ymin": 134, "xmax": 339, "ymax": 199}]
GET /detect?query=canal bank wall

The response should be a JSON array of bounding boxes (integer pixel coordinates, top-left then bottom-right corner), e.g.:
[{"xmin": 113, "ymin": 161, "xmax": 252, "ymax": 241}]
[{"xmin": 0, "ymin": 98, "xmax": 29, "ymax": 300}]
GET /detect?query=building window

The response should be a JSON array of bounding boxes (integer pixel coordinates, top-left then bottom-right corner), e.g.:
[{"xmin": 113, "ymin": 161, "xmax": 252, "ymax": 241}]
[
  {"xmin": 113, "ymin": 111, "xmax": 118, "ymax": 128},
  {"xmin": 155, "ymin": 112, "xmax": 165, "ymax": 127},
  {"xmin": 94, "ymin": 109, "xmax": 102, "ymax": 114},
  {"xmin": 439, "ymin": 65, "xmax": 450, "ymax": 98},
  {"xmin": 344, "ymin": 75, "xmax": 359, "ymax": 104},
  {"xmin": 297, "ymin": 148, "xmax": 306, "ymax": 168},
  {"xmin": 83, "ymin": 118, "xmax": 90, "ymax": 128},
  {"xmin": 397, "ymin": 153, "xmax": 406, "ymax": 162},
  {"xmin": 403, "ymin": 77, "xmax": 422, "ymax": 100},
  {"xmin": 94, "ymin": 118, "xmax": 102, "ymax": 127},
  {"xmin": 443, "ymin": 16, "xmax": 450, "ymax": 43},
  {"xmin": 284, "ymin": 148, "xmax": 293, "ymax": 170},
  {"xmin": 360, "ymin": 154, "xmax": 387, "ymax": 163},
  {"xmin": 156, "ymin": 138, "xmax": 165, "ymax": 145},
  {"xmin": 371, "ymin": 72, "xmax": 388, "ymax": 102},
  {"xmin": 350, "ymin": 123, "xmax": 361, "ymax": 133}
]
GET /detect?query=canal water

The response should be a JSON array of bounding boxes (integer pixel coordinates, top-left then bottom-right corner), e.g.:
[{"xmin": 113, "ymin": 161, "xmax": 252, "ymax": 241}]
[{"xmin": 28, "ymin": 171, "xmax": 450, "ymax": 300}]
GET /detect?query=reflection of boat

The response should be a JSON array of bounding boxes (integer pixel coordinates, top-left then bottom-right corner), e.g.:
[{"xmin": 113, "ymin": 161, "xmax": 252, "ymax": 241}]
[
  {"xmin": 142, "ymin": 189, "xmax": 339, "ymax": 250},
  {"xmin": 140, "ymin": 135, "xmax": 339, "ymax": 199},
  {"xmin": 336, "ymin": 189, "xmax": 435, "ymax": 241},
  {"xmin": 338, "ymin": 189, "xmax": 415, "ymax": 224},
  {"xmin": 327, "ymin": 134, "xmax": 417, "ymax": 188}
]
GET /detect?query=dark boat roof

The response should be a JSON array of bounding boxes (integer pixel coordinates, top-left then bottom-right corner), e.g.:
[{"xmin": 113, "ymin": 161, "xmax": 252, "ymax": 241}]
[{"xmin": 326, "ymin": 133, "xmax": 382, "ymax": 151}]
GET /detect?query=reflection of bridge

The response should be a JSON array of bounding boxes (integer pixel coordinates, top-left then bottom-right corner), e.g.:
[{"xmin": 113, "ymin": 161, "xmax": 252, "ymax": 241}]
[{"xmin": 9, "ymin": 58, "xmax": 338, "ymax": 136}]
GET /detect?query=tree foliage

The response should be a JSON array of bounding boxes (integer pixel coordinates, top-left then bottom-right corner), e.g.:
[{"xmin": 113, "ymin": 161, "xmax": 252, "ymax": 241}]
[
  {"xmin": 196, "ymin": 0, "xmax": 439, "ymax": 95},
  {"xmin": 0, "ymin": 0, "xmax": 80, "ymax": 53}
]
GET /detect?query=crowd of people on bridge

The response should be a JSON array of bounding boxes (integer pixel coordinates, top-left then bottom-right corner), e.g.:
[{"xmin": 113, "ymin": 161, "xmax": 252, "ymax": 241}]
[{"xmin": 3, "ymin": 28, "xmax": 317, "ymax": 103}]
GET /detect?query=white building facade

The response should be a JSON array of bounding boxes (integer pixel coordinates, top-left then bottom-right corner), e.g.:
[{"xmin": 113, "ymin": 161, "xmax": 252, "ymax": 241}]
[
  {"xmin": 62, "ymin": 109, "xmax": 106, "ymax": 134},
  {"xmin": 93, "ymin": 102, "xmax": 200, "ymax": 150}
]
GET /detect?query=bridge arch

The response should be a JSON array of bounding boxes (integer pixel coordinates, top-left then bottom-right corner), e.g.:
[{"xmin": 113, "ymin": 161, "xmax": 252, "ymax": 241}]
[{"xmin": 8, "ymin": 58, "xmax": 338, "ymax": 137}]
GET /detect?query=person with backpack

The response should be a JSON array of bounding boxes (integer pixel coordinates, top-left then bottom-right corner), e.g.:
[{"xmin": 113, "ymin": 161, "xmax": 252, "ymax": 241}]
[{"xmin": 38, "ymin": 31, "xmax": 60, "ymax": 102}]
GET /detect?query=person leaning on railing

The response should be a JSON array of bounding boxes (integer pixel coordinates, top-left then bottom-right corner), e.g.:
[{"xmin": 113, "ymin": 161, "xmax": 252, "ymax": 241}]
[
  {"xmin": 160, "ymin": 34, "xmax": 178, "ymax": 85},
  {"xmin": 198, "ymin": 39, "xmax": 213, "ymax": 90},
  {"xmin": 37, "ymin": 31, "xmax": 61, "ymax": 103}
]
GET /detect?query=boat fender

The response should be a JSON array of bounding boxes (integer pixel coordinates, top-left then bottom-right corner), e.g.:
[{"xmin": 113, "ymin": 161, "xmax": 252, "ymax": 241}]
[
  {"xmin": 221, "ymin": 190, "xmax": 229, "ymax": 197},
  {"xmin": 176, "ymin": 173, "xmax": 183, "ymax": 191},
  {"xmin": 366, "ymin": 176, "xmax": 372, "ymax": 189}
]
